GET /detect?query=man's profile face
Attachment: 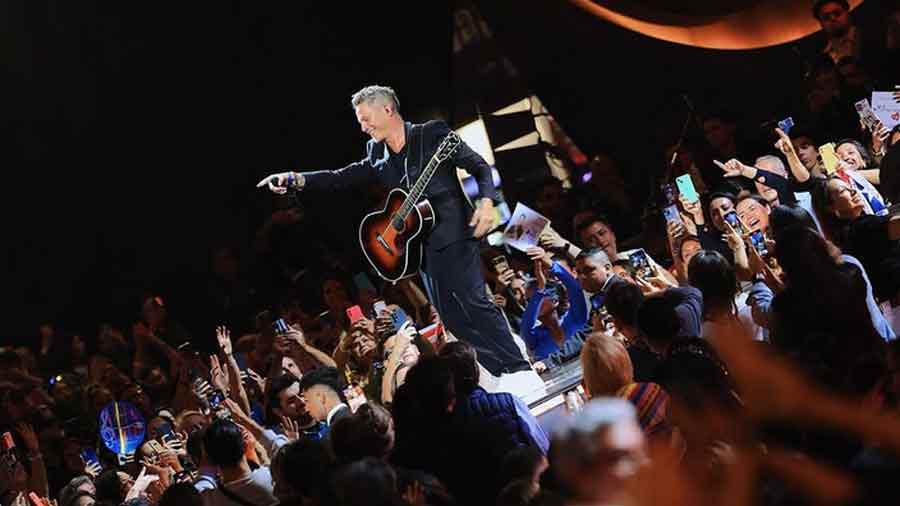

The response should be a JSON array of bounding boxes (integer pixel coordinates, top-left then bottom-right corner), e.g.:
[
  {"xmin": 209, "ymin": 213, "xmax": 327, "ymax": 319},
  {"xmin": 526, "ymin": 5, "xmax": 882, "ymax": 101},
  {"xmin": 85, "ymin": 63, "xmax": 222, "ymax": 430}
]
[
  {"xmin": 277, "ymin": 382, "xmax": 308, "ymax": 420},
  {"xmin": 818, "ymin": 2, "xmax": 851, "ymax": 37},
  {"xmin": 355, "ymin": 101, "xmax": 393, "ymax": 142},
  {"xmin": 576, "ymin": 257, "xmax": 611, "ymax": 293}
]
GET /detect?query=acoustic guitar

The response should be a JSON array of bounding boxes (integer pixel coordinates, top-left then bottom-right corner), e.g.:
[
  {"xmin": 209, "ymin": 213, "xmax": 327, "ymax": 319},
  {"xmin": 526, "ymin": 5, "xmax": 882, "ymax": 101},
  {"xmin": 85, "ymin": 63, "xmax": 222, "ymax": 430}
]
[{"xmin": 359, "ymin": 131, "xmax": 461, "ymax": 283}]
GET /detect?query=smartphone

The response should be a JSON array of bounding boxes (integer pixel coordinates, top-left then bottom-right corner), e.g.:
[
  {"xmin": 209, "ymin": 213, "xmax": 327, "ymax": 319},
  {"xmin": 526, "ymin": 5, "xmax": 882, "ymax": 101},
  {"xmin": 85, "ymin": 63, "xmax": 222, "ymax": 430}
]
[
  {"xmin": 723, "ymin": 210, "xmax": 745, "ymax": 234},
  {"xmin": 373, "ymin": 300, "xmax": 388, "ymax": 317},
  {"xmin": 675, "ymin": 174, "xmax": 699, "ymax": 204},
  {"xmin": 146, "ymin": 439, "xmax": 166, "ymax": 458},
  {"xmin": 391, "ymin": 307, "xmax": 410, "ymax": 332},
  {"xmin": 662, "ymin": 204, "xmax": 683, "ymax": 224},
  {"xmin": 749, "ymin": 229, "xmax": 768, "ymax": 257},
  {"xmin": 777, "ymin": 116, "xmax": 794, "ymax": 135},
  {"xmin": 628, "ymin": 249, "xmax": 654, "ymax": 279},
  {"xmin": 272, "ymin": 318, "xmax": 289, "ymax": 335},
  {"xmin": 207, "ymin": 389, "xmax": 226, "ymax": 410},
  {"xmin": 854, "ymin": 99, "xmax": 880, "ymax": 132},
  {"xmin": 491, "ymin": 255, "xmax": 510, "ymax": 274},
  {"xmin": 818, "ymin": 142, "xmax": 840, "ymax": 174},
  {"xmin": 346, "ymin": 305, "xmax": 364, "ymax": 324},
  {"xmin": 80, "ymin": 447, "xmax": 101, "ymax": 470},
  {"xmin": 1, "ymin": 432, "xmax": 17, "ymax": 470},
  {"xmin": 48, "ymin": 375, "xmax": 62, "ymax": 386}
]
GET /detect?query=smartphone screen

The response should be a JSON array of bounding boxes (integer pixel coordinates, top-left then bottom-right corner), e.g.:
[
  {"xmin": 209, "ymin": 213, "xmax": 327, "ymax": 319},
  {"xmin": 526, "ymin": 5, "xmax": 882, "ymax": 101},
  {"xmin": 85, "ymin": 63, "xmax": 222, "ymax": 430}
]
[
  {"xmin": 675, "ymin": 174, "xmax": 699, "ymax": 204},
  {"xmin": 724, "ymin": 211, "xmax": 745, "ymax": 234},
  {"xmin": 80, "ymin": 448, "xmax": 101, "ymax": 469},
  {"xmin": 272, "ymin": 318, "xmax": 288, "ymax": 335},
  {"xmin": 373, "ymin": 300, "xmax": 388, "ymax": 317},
  {"xmin": 749, "ymin": 230, "xmax": 768, "ymax": 257},
  {"xmin": 661, "ymin": 183, "xmax": 677, "ymax": 205},
  {"xmin": 628, "ymin": 249, "xmax": 653, "ymax": 279}
]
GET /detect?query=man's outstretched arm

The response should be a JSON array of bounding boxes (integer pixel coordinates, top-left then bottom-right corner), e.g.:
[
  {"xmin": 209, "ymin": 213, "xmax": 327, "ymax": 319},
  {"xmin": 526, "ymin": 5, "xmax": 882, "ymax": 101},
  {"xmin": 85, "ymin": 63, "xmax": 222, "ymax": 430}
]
[{"xmin": 257, "ymin": 155, "xmax": 378, "ymax": 194}]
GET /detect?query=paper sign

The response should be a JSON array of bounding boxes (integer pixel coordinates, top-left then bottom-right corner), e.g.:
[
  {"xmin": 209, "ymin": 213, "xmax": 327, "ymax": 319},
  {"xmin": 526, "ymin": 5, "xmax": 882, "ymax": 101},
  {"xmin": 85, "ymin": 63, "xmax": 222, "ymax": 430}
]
[
  {"xmin": 872, "ymin": 92, "xmax": 900, "ymax": 130},
  {"xmin": 502, "ymin": 203, "xmax": 550, "ymax": 252}
]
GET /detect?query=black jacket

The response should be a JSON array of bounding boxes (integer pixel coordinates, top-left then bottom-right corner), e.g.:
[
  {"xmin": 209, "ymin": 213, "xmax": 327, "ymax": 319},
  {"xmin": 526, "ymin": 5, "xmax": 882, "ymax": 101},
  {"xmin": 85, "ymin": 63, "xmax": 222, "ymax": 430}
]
[{"xmin": 303, "ymin": 120, "xmax": 498, "ymax": 250}]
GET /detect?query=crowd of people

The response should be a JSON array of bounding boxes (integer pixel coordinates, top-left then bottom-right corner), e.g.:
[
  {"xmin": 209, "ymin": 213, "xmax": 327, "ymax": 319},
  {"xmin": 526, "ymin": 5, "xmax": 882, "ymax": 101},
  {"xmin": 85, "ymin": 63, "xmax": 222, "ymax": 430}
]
[{"xmin": 3, "ymin": 1, "xmax": 900, "ymax": 505}]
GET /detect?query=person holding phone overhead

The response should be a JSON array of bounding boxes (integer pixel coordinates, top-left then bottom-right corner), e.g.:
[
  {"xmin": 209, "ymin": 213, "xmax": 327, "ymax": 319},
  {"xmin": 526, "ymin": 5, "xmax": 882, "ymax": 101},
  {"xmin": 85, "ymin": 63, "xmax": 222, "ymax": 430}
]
[{"xmin": 257, "ymin": 85, "xmax": 531, "ymax": 379}]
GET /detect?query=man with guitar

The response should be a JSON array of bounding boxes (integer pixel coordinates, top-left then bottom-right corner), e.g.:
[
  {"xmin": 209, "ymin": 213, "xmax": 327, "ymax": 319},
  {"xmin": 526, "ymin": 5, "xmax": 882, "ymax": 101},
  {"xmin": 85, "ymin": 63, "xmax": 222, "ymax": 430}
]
[{"xmin": 257, "ymin": 85, "xmax": 532, "ymax": 378}]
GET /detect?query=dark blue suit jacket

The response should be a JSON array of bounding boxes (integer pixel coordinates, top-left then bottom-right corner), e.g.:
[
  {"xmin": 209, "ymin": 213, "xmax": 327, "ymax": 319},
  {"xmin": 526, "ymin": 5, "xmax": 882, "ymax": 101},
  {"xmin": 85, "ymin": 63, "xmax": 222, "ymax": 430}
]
[{"xmin": 303, "ymin": 120, "xmax": 498, "ymax": 250}]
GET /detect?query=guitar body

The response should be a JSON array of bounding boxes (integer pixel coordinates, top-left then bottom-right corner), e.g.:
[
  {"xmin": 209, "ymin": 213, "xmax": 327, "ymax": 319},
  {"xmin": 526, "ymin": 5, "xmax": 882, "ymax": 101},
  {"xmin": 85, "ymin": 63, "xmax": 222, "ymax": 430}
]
[{"xmin": 359, "ymin": 188, "xmax": 436, "ymax": 283}]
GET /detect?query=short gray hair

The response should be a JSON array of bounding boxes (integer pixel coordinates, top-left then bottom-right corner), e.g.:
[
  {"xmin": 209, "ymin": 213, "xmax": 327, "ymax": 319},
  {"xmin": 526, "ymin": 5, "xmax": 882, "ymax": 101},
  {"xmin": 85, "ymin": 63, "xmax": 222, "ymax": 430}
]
[
  {"xmin": 577, "ymin": 247, "xmax": 612, "ymax": 268},
  {"xmin": 550, "ymin": 397, "xmax": 637, "ymax": 469},
  {"xmin": 755, "ymin": 155, "xmax": 787, "ymax": 176},
  {"xmin": 351, "ymin": 85, "xmax": 400, "ymax": 113}
]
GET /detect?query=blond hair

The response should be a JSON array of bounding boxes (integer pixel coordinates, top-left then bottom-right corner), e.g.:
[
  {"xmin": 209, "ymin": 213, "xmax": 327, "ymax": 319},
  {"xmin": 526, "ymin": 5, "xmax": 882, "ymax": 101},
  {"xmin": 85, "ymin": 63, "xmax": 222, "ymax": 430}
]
[{"xmin": 580, "ymin": 332, "xmax": 633, "ymax": 398}]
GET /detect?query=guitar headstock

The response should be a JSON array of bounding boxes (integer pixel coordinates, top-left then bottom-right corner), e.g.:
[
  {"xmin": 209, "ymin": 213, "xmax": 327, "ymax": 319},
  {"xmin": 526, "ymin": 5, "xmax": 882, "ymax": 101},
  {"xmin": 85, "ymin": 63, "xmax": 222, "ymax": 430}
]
[{"xmin": 434, "ymin": 132, "xmax": 462, "ymax": 164}]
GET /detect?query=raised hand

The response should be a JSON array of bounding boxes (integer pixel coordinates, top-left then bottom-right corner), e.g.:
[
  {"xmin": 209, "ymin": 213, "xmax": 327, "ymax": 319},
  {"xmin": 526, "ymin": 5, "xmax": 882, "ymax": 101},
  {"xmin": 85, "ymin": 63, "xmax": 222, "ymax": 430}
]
[
  {"xmin": 245, "ymin": 368, "xmax": 267, "ymax": 394},
  {"xmin": 872, "ymin": 121, "xmax": 891, "ymax": 156},
  {"xmin": 496, "ymin": 267, "xmax": 516, "ymax": 288},
  {"xmin": 492, "ymin": 293, "xmax": 508, "ymax": 308},
  {"xmin": 714, "ymin": 159, "xmax": 755, "ymax": 179},
  {"xmin": 526, "ymin": 246, "xmax": 553, "ymax": 269},
  {"xmin": 256, "ymin": 171, "xmax": 301, "ymax": 195},
  {"xmin": 539, "ymin": 227, "xmax": 568, "ymax": 251},
  {"xmin": 279, "ymin": 415, "xmax": 300, "ymax": 442},
  {"xmin": 534, "ymin": 259, "xmax": 547, "ymax": 291},
  {"xmin": 15, "ymin": 423, "xmax": 39, "ymax": 453},
  {"xmin": 216, "ymin": 326, "xmax": 233, "ymax": 355},
  {"xmin": 209, "ymin": 355, "xmax": 228, "ymax": 394},
  {"xmin": 774, "ymin": 127, "xmax": 795, "ymax": 156}
]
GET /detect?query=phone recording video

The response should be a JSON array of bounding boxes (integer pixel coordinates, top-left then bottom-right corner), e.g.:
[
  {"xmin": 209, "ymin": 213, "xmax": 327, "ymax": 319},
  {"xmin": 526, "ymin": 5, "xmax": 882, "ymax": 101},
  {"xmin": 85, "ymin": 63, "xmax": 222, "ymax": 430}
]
[
  {"xmin": 723, "ymin": 210, "xmax": 745, "ymax": 235},
  {"xmin": 628, "ymin": 249, "xmax": 654, "ymax": 279},
  {"xmin": 749, "ymin": 229, "xmax": 768, "ymax": 258}
]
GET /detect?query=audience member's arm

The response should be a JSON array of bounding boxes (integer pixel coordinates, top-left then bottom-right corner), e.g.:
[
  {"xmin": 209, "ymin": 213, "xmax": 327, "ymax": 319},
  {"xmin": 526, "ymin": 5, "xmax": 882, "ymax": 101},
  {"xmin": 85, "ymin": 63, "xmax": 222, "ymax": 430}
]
[
  {"xmin": 774, "ymin": 127, "xmax": 813, "ymax": 184},
  {"xmin": 380, "ymin": 324, "xmax": 415, "ymax": 405},
  {"xmin": 216, "ymin": 326, "xmax": 252, "ymax": 416},
  {"xmin": 286, "ymin": 327, "xmax": 337, "ymax": 368},
  {"xmin": 723, "ymin": 222, "xmax": 752, "ymax": 282},
  {"xmin": 539, "ymin": 226, "xmax": 582, "ymax": 263},
  {"xmin": 552, "ymin": 261, "xmax": 589, "ymax": 336},
  {"xmin": 747, "ymin": 280, "xmax": 775, "ymax": 329},
  {"xmin": 858, "ymin": 169, "xmax": 880, "ymax": 186},
  {"xmin": 541, "ymin": 331, "xmax": 586, "ymax": 371},
  {"xmin": 511, "ymin": 396, "xmax": 550, "ymax": 455},
  {"xmin": 18, "ymin": 423, "xmax": 48, "ymax": 498}
]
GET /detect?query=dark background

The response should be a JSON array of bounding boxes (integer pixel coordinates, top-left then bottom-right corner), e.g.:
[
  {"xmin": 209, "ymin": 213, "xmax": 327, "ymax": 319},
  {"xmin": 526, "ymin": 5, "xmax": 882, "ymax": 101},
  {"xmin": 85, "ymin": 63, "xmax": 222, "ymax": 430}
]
[
  {"xmin": 4, "ymin": 1, "xmax": 451, "ymax": 342},
  {"xmin": 3, "ymin": 1, "xmax": 894, "ymax": 343},
  {"xmin": 469, "ymin": 0, "xmax": 893, "ymax": 204}
]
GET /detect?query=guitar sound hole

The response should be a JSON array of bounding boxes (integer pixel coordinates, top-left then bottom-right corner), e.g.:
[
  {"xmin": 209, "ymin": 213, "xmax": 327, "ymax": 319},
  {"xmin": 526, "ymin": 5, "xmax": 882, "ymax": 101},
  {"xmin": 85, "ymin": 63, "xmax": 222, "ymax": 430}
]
[{"xmin": 392, "ymin": 218, "xmax": 406, "ymax": 232}]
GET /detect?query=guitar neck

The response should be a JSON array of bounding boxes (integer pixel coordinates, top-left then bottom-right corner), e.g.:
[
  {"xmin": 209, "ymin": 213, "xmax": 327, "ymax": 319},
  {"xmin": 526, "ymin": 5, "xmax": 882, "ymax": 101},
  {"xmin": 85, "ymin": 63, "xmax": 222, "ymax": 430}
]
[{"xmin": 397, "ymin": 154, "xmax": 441, "ymax": 219}]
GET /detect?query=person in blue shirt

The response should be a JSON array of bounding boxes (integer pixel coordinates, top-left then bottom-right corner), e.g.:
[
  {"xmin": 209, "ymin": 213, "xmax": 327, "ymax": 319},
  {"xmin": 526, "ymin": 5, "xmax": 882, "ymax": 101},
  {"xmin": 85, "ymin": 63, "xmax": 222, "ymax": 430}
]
[{"xmin": 519, "ymin": 247, "xmax": 588, "ymax": 370}]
